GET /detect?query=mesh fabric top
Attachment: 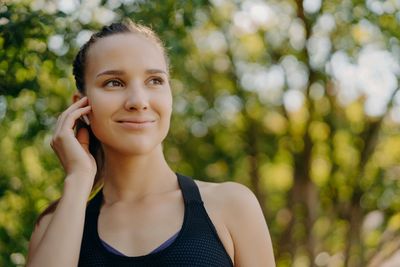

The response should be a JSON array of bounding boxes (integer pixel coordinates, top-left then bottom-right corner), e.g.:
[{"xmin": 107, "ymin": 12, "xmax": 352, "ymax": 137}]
[{"xmin": 78, "ymin": 173, "xmax": 234, "ymax": 267}]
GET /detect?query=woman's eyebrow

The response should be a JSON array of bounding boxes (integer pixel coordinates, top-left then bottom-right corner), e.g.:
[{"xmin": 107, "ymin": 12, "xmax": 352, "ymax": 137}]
[
  {"xmin": 146, "ymin": 69, "xmax": 168, "ymax": 75},
  {"xmin": 96, "ymin": 70, "xmax": 125, "ymax": 77},
  {"xmin": 96, "ymin": 69, "xmax": 168, "ymax": 78}
]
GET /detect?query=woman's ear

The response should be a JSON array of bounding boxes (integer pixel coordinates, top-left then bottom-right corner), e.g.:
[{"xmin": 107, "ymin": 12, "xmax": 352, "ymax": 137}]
[{"xmin": 72, "ymin": 92, "xmax": 84, "ymax": 103}]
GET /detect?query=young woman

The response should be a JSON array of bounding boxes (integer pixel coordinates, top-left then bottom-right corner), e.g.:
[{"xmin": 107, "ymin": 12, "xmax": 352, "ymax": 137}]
[{"xmin": 26, "ymin": 19, "xmax": 275, "ymax": 266}]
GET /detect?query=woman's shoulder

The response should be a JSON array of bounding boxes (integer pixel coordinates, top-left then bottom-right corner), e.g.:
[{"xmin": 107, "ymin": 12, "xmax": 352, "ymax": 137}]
[
  {"xmin": 194, "ymin": 179, "xmax": 274, "ymax": 266},
  {"xmin": 193, "ymin": 179, "xmax": 262, "ymax": 223},
  {"xmin": 194, "ymin": 179, "xmax": 258, "ymax": 206},
  {"xmin": 27, "ymin": 213, "xmax": 54, "ymax": 263}
]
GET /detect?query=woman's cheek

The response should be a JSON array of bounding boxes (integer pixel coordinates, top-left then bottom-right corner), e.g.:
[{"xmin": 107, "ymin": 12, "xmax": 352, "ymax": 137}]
[{"xmin": 87, "ymin": 101, "xmax": 109, "ymax": 138}]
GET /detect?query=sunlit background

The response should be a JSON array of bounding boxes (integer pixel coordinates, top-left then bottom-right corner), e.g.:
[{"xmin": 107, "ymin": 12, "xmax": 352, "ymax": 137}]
[{"xmin": 1, "ymin": 0, "xmax": 400, "ymax": 266}]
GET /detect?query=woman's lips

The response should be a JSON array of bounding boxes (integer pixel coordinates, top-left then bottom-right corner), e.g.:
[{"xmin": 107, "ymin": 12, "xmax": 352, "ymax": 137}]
[{"xmin": 117, "ymin": 120, "xmax": 155, "ymax": 130}]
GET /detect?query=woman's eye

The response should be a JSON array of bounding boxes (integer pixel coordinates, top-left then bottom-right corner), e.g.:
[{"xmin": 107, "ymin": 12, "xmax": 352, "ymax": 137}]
[
  {"xmin": 148, "ymin": 77, "xmax": 164, "ymax": 86},
  {"xmin": 105, "ymin": 80, "xmax": 123, "ymax": 87}
]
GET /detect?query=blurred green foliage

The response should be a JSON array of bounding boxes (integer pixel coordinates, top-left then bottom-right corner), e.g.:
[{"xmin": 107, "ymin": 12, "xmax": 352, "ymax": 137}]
[{"xmin": 1, "ymin": 0, "xmax": 400, "ymax": 266}]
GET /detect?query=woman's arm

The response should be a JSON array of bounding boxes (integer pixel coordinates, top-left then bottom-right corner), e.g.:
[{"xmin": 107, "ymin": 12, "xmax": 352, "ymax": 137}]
[
  {"xmin": 221, "ymin": 182, "xmax": 276, "ymax": 267},
  {"xmin": 26, "ymin": 176, "xmax": 92, "ymax": 267},
  {"xmin": 27, "ymin": 96, "xmax": 96, "ymax": 267}
]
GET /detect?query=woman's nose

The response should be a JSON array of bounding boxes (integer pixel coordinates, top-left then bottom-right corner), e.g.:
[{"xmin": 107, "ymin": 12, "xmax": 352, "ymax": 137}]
[{"xmin": 124, "ymin": 84, "xmax": 149, "ymax": 111}]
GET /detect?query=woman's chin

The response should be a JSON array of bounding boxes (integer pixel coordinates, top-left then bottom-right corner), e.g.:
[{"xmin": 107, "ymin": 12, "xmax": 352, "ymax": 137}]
[{"xmin": 103, "ymin": 142, "xmax": 162, "ymax": 157}]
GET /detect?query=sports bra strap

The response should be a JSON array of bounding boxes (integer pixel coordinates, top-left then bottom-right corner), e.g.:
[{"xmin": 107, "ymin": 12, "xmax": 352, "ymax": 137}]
[{"xmin": 176, "ymin": 173, "xmax": 204, "ymax": 205}]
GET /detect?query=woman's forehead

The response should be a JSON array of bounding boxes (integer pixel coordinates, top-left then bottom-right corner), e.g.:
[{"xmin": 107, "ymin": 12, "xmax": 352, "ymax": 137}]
[{"xmin": 85, "ymin": 33, "xmax": 167, "ymax": 76}]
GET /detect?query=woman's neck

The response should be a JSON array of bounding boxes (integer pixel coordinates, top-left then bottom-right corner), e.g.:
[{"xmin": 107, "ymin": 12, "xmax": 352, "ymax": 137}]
[{"xmin": 101, "ymin": 146, "xmax": 177, "ymax": 204}]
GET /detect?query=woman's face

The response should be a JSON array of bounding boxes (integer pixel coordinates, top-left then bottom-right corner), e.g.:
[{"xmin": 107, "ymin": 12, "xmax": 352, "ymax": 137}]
[{"xmin": 83, "ymin": 33, "xmax": 172, "ymax": 155}]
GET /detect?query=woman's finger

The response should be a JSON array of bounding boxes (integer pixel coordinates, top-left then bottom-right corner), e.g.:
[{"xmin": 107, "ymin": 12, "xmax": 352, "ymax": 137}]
[
  {"xmin": 76, "ymin": 127, "xmax": 90, "ymax": 153},
  {"xmin": 64, "ymin": 96, "xmax": 88, "ymax": 114},
  {"xmin": 53, "ymin": 97, "xmax": 89, "ymax": 135},
  {"xmin": 59, "ymin": 105, "xmax": 92, "ymax": 132}
]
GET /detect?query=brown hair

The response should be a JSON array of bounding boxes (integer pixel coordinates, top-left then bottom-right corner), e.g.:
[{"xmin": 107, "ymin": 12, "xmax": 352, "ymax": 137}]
[{"xmin": 35, "ymin": 19, "xmax": 169, "ymax": 226}]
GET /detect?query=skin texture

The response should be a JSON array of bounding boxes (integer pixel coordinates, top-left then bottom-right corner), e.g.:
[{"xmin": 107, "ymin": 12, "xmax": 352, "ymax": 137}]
[
  {"xmin": 27, "ymin": 33, "xmax": 276, "ymax": 267},
  {"xmin": 84, "ymin": 34, "xmax": 172, "ymax": 157}
]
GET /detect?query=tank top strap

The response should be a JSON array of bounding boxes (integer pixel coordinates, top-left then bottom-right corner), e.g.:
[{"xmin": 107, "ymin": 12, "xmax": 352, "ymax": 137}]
[{"xmin": 176, "ymin": 173, "xmax": 204, "ymax": 205}]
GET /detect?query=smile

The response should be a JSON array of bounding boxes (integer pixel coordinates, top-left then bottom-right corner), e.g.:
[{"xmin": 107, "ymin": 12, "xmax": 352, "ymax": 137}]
[{"xmin": 117, "ymin": 120, "xmax": 156, "ymax": 130}]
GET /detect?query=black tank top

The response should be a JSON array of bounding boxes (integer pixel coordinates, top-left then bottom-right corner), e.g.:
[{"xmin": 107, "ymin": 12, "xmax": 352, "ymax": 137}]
[{"xmin": 78, "ymin": 173, "xmax": 234, "ymax": 266}]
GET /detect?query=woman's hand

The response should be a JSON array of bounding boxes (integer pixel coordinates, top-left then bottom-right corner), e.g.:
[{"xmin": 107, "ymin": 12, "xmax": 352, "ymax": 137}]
[{"xmin": 50, "ymin": 97, "xmax": 96, "ymax": 184}]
